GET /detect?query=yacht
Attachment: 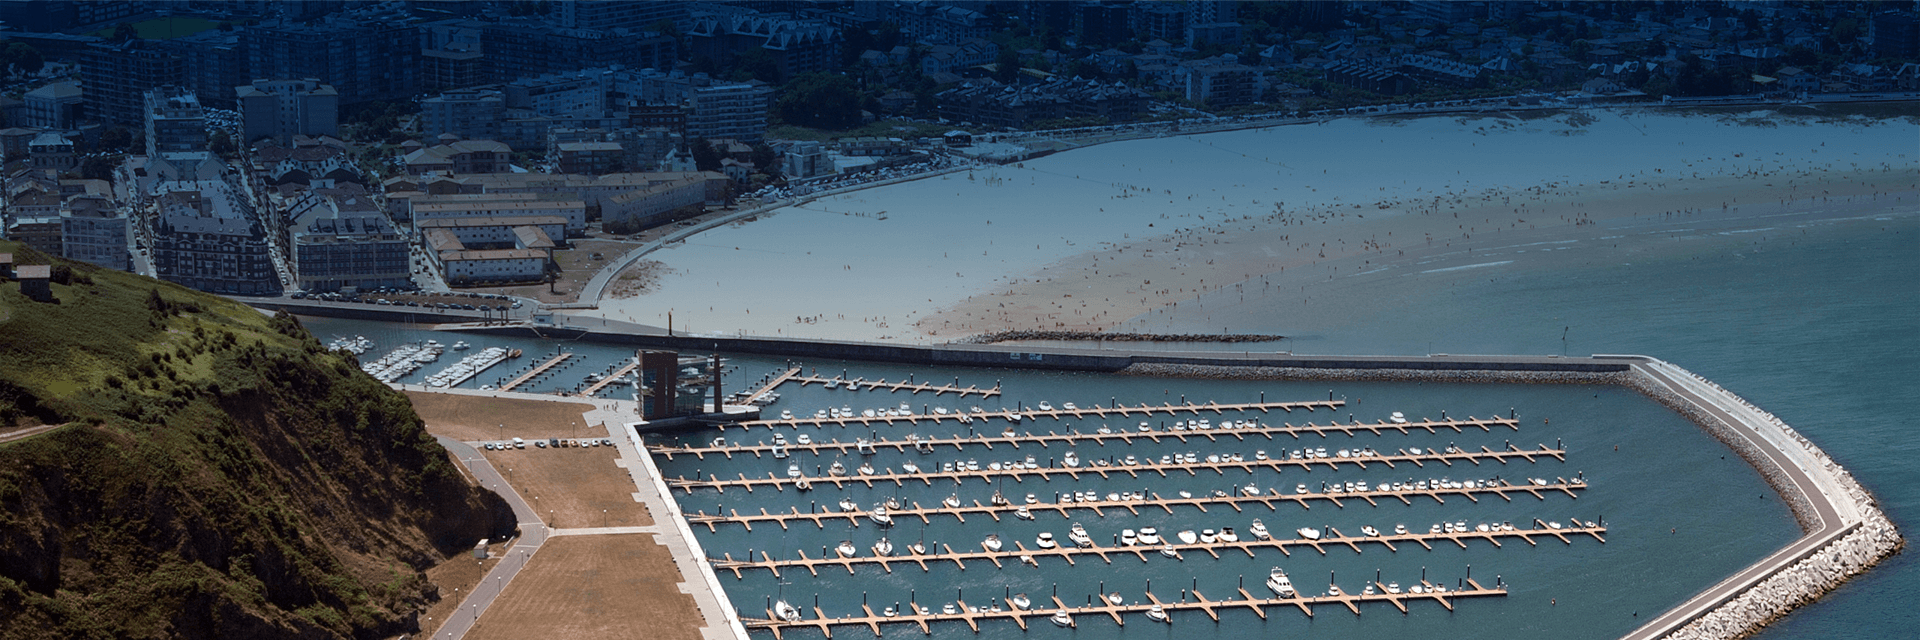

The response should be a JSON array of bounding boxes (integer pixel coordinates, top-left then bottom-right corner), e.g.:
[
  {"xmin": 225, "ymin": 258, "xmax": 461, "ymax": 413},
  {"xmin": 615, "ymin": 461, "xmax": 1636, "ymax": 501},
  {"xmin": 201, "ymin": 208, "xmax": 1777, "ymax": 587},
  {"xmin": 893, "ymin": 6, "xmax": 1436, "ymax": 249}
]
[
  {"xmin": 870, "ymin": 506, "xmax": 893, "ymax": 527},
  {"xmin": 901, "ymin": 461, "xmax": 921, "ymax": 474},
  {"xmin": 1025, "ymin": 493, "xmax": 1038, "ymax": 504},
  {"xmin": 1120, "ymin": 529, "xmax": 1138, "ymax": 546},
  {"xmin": 780, "ymin": 409, "xmax": 794, "ymax": 420},
  {"xmin": 1296, "ymin": 483, "xmax": 1309, "ymax": 494},
  {"xmin": 1138, "ymin": 421, "xmax": 1152, "ymax": 432},
  {"xmin": 982, "ymin": 534, "xmax": 1003, "ymax": 552},
  {"xmin": 1390, "ymin": 411, "xmax": 1407, "ymax": 424},
  {"xmin": 1199, "ymin": 529, "xmax": 1218, "ymax": 544},
  {"xmin": 838, "ymin": 497, "xmax": 858, "ymax": 512},
  {"xmin": 1037, "ymin": 401, "xmax": 1053, "ymax": 411},
  {"xmin": 710, "ymin": 436, "xmax": 728, "ymax": 448},
  {"xmin": 943, "ymin": 494, "xmax": 962, "ymax": 509},
  {"xmin": 1063, "ymin": 402, "xmax": 1077, "ymax": 411},
  {"xmin": 944, "ymin": 604, "xmax": 957, "ymax": 615},
  {"xmin": 1062, "ymin": 451, "xmax": 1080, "ymax": 468},
  {"xmin": 1104, "ymin": 592, "xmax": 1124, "ymax": 606},
  {"xmin": 1218, "ymin": 527, "xmax": 1239, "ymax": 543},
  {"xmin": 991, "ymin": 490, "xmax": 1009, "ymax": 506},
  {"xmin": 1394, "ymin": 523, "xmax": 1409, "ymax": 535},
  {"xmin": 836, "ymin": 540, "xmax": 857, "ymax": 558},
  {"xmin": 898, "ymin": 402, "xmax": 911, "ymax": 414},
  {"xmin": 451, "ymin": 341, "xmax": 470, "ymax": 351},
  {"xmin": 1139, "ymin": 528, "xmax": 1162, "ymax": 545},
  {"xmin": 1068, "ymin": 523, "xmax": 1093, "ymax": 548},
  {"xmin": 857, "ymin": 462, "xmax": 875, "ymax": 475},
  {"xmin": 1010, "ymin": 594, "xmax": 1031, "ymax": 610},
  {"xmin": 1050, "ymin": 610, "xmax": 1072, "ymax": 627},
  {"xmin": 1159, "ymin": 544, "xmax": 1181, "ymax": 559},
  {"xmin": 775, "ymin": 600, "xmax": 802, "ymax": 622},
  {"xmin": 1249, "ymin": 519, "xmax": 1271, "ymax": 540},
  {"xmin": 856, "ymin": 439, "xmax": 876, "ymax": 455},
  {"xmin": 786, "ymin": 462, "xmax": 802, "ymax": 478},
  {"xmin": 1296, "ymin": 527, "xmax": 1322, "ymax": 540},
  {"xmin": 872, "ymin": 537, "xmax": 893, "ymax": 556},
  {"xmin": 908, "ymin": 540, "xmax": 926, "ymax": 555},
  {"xmin": 1176, "ymin": 530, "xmax": 1199, "ymax": 545},
  {"xmin": 1386, "ymin": 582, "xmax": 1403, "ymax": 594},
  {"xmin": 794, "ymin": 477, "xmax": 811, "ymax": 491},
  {"xmin": 772, "ymin": 444, "xmax": 788, "ymax": 459},
  {"xmin": 1361, "ymin": 525, "xmax": 1380, "ymax": 537},
  {"xmin": 828, "ymin": 461, "xmax": 846, "ymax": 476},
  {"xmin": 1015, "ymin": 505, "xmax": 1034, "ymax": 520},
  {"xmin": 1145, "ymin": 604, "xmax": 1168, "ymax": 622},
  {"xmin": 1242, "ymin": 483, "xmax": 1261, "ymax": 497},
  {"xmin": 1035, "ymin": 532, "xmax": 1058, "ymax": 549},
  {"xmin": 797, "ymin": 434, "xmax": 812, "ymax": 445},
  {"xmin": 1267, "ymin": 567, "xmax": 1296, "ymax": 597},
  {"xmin": 1255, "ymin": 450, "xmax": 1269, "ymax": 461}
]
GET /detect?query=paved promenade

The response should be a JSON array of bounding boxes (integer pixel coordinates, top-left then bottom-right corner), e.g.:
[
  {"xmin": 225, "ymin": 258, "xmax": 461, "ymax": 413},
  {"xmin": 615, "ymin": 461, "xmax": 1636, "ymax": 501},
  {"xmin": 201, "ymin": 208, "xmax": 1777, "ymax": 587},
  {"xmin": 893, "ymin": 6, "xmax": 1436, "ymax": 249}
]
[{"xmin": 432, "ymin": 436, "xmax": 551, "ymax": 640}]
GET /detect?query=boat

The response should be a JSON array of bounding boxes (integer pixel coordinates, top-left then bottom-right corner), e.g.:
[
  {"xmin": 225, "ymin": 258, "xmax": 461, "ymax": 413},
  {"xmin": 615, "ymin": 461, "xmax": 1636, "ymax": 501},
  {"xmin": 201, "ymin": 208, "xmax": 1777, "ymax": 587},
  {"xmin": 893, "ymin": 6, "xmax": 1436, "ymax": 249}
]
[
  {"xmin": 1242, "ymin": 483, "xmax": 1260, "ymax": 497},
  {"xmin": 1062, "ymin": 402, "xmax": 1077, "ymax": 410},
  {"xmin": 870, "ymin": 506, "xmax": 893, "ymax": 526},
  {"xmin": 1011, "ymin": 594, "xmax": 1031, "ymax": 610},
  {"xmin": 1139, "ymin": 422, "xmax": 1152, "ymax": 432},
  {"xmin": 856, "ymin": 439, "xmax": 876, "ymax": 455},
  {"xmin": 1200, "ymin": 529, "xmax": 1218, "ymax": 544},
  {"xmin": 772, "ymin": 433, "xmax": 788, "ymax": 445},
  {"xmin": 1015, "ymin": 505, "xmax": 1034, "ymax": 520},
  {"xmin": 1139, "ymin": 528, "xmax": 1162, "ymax": 545},
  {"xmin": 1120, "ymin": 529, "xmax": 1138, "ymax": 546},
  {"xmin": 873, "ymin": 537, "xmax": 893, "ymax": 556},
  {"xmin": 1176, "ymin": 530, "xmax": 1198, "ymax": 545},
  {"xmin": 898, "ymin": 402, "xmax": 911, "ymax": 414},
  {"xmin": 982, "ymin": 534, "xmax": 1002, "ymax": 552},
  {"xmin": 838, "ymin": 497, "xmax": 858, "ymax": 512},
  {"xmin": 836, "ymin": 540, "xmax": 857, "ymax": 558},
  {"xmin": 1249, "ymin": 519, "xmax": 1271, "ymax": 540},
  {"xmin": 1361, "ymin": 525, "xmax": 1380, "ymax": 537},
  {"xmin": 1218, "ymin": 527, "xmax": 1239, "ymax": 543},
  {"xmin": 1296, "ymin": 527, "xmax": 1322, "ymax": 540},
  {"xmin": 902, "ymin": 461, "xmax": 920, "ymax": 474},
  {"xmin": 1068, "ymin": 523, "xmax": 1093, "ymax": 547},
  {"xmin": 1145, "ymin": 604, "xmax": 1168, "ymax": 622},
  {"xmin": 775, "ymin": 600, "xmax": 802, "ymax": 622},
  {"xmin": 1036, "ymin": 532, "xmax": 1057, "ymax": 549},
  {"xmin": 797, "ymin": 434, "xmax": 812, "ymax": 445},
  {"xmin": 828, "ymin": 461, "xmax": 846, "ymax": 476},
  {"xmin": 883, "ymin": 605, "xmax": 897, "ymax": 617},
  {"xmin": 786, "ymin": 462, "xmax": 802, "ymax": 478},
  {"xmin": 1255, "ymin": 450, "xmax": 1268, "ymax": 461},
  {"xmin": 1105, "ymin": 592, "xmax": 1124, "ymax": 606},
  {"xmin": 990, "ymin": 490, "xmax": 1009, "ymax": 506},
  {"xmin": 772, "ymin": 444, "xmax": 788, "ymax": 459},
  {"xmin": 780, "ymin": 409, "xmax": 794, "ymax": 420},
  {"xmin": 1328, "ymin": 584, "xmax": 1343, "ymax": 596},
  {"xmin": 1267, "ymin": 567, "xmax": 1296, "ymax": 597},
  {"xmin": 1394, "ymin": 523, "xmax": 1408, "ymax": 535},
  {"xmin": 1050, "ymin": 610, "xmax": 1072, "ymax": 627},
  {"xmin": 908, "ymin": 540, "xmax": 926, "ymax": 555},
  {"xmin": 1037, "ymin": 401, "xmax": 1053, "ymax": 411},
  {"xmin": 1390, "ymin": 411, "xmax": 1407, "ymax": 424},
  {"xmin": 1159, "ymin": 544, "xmax": 1180, "ymax": 559},
  {"xmin": 943, "ymin": 604, "xmax": 957, "ymax": 615},
  {"xmin": 1386, "ymin": 582, "xmax": 1403, "ymax": 594},
  {"xmin": 1062, "ymin": 451, "xmax": 1080, "ymax": 468},
  {"xmin": 451, "ymin": 341, "xmax": 470, "ymax": 351},
  {"xmin": 857, "ymin": 462, "xmax": 875, "ymax": 475},
  {"xmin": 1296, "ymin": 483, "xmax": 1309, "ymax": 494},
  {"xmin": 794, "ymin": 477, "xmax": 811, "ymax": 491},
  {"xmin": 944, "ymin": 494, "xmax": 961, "ymax": 509}
]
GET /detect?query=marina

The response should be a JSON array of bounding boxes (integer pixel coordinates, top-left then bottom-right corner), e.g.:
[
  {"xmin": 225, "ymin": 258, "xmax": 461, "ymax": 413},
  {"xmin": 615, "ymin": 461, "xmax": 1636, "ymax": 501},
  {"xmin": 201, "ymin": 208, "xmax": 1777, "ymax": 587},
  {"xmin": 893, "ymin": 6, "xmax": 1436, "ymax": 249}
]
[
  {"xmin": 744, "ymin": 578, "xmax": 1510, "ymax": 638},
  {"xmin": 423, "ymin": 346, "xmax": 512, "ymax": 388},
  {"xmin": 497, "ymin": 352, "xmax": 574, "ymax": 393},
  {"xmin": 725, "ymin": 398, "xmax": 1348, "ymax": 430},
  {"xmin": 580, "ymin": 361, "xmax": 640, "ymax": 397},
  {"xmin": 657, "ymin": 415, "xmax": 1521, "ymax": 461},
  {"xmin": 784, "ymin": 371, "xmax": 1002, "ymax": 398},
  {"xmin": 711, "ymin": 518, "xmax": 1605, "ymax": 578},
  {"xmin": 359, "ymin": 341, "xmax": 443, "ymax": 383},
  {"xmin": 666, "ymin": 445, "xmax": 1570, "ymax": 493}
]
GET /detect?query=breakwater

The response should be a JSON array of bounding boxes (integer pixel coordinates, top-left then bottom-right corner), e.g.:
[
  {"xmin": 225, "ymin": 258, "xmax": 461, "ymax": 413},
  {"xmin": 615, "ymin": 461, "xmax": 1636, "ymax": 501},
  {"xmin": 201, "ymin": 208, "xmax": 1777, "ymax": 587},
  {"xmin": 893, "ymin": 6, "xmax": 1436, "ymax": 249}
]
[{"xmin": 956, "ymin": 330, "xmax": 1287, "ymax": 344}]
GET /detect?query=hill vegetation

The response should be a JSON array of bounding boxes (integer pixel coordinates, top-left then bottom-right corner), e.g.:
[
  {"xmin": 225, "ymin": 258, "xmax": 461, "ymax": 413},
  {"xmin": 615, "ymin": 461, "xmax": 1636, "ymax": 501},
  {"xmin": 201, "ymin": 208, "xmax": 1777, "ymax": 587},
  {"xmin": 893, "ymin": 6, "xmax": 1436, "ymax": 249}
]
[{"xmin": 0, "ymin": 241, "xmax": 515, "ymax": 639}]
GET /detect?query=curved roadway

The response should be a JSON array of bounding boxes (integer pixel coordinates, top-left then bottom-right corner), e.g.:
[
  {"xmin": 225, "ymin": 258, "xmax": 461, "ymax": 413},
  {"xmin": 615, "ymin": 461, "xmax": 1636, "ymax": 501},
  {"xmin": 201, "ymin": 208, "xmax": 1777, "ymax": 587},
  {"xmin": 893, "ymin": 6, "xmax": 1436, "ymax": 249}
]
[{"xmin": 432, "ymin": 436, "xmax": 550, "ymax": 640}]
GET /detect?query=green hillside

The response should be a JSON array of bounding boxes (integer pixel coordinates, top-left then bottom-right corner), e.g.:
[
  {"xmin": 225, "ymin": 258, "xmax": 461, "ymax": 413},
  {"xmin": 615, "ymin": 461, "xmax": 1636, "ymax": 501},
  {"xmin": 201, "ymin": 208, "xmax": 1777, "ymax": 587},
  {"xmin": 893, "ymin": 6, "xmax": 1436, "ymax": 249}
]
[{"xmin": 0, "ymin": 241, "xmax": 515, "ymax": 639}]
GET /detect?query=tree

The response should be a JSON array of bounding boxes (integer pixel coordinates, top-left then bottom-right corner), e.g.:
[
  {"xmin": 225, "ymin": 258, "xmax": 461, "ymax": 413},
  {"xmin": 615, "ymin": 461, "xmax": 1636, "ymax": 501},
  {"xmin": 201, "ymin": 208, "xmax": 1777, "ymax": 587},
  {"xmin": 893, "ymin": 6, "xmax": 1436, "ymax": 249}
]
[
  {"xmin": 776, "ymin": 72, "xmax": 863, "ymax": 130},
  {"xmin": 731, "ymin": 49, "xmax": 782, "ymax": 83},
  {"xmin": 3, "ymin": 42, "xmax": 43, "ymax": 78},
  {"xmin": 994, "ymin": 48, "xmax": 1021, "ymax": 82},
  {"xmin": 109, "ymin": 23, "xmax": 139, "ymax": 43},
  {"xmin": 208, "ymin": 130, "xmax": 236, "ymax": 157},
  {"xmin": 690, "ymin": 139, "xmax": 720, "ymax": 172},
  {"xmin": 98, "ymin": 127, "xmax": 132, "ymax": 153},
  {"xmin": 80, "ymin": 155, "xmax": 119, "ymax": 182}
]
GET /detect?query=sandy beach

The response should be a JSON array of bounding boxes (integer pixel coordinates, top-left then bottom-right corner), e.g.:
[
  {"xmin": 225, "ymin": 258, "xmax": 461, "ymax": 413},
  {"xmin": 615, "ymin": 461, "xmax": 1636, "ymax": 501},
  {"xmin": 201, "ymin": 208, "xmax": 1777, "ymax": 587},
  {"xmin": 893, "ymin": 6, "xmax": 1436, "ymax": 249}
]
[{"xmin": 573, "ymin": 107, "xmax": 1918, "ymax": 343}]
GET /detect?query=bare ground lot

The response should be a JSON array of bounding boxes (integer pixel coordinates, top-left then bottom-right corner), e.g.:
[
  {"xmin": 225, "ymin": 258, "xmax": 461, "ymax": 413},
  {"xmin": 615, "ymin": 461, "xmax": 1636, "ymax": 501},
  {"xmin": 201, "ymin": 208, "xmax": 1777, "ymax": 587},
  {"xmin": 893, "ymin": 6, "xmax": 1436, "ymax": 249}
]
[
  {"xmin": 480, "ymin": 445, "xmax": 654, "ymax": 528},
  {"xmin": 406, "ymin": 390, "xmax": 596, "ymax": 442},
  {"xmin": 414, "ymin": 544, "xmax": 502, "ymax": 639},
  {"xmin": 464, "ymin": 535, "xmax": 706, "ymax": 640}
]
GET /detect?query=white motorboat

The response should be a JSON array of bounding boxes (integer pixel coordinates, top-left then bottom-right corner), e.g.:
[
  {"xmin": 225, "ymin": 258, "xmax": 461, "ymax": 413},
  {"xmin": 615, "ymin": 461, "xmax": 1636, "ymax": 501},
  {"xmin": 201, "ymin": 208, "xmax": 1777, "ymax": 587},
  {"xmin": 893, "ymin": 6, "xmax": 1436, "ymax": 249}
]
[
  {"xmin": 1139, "ymin": 527, "xmax": 1162, "ymax": 545},
  {"xmin": 983, "ymin": 534, "xmax": 1003, "ymax": 552},
  {"xmin": 1386, "ymin": 582, "xmax": 1403, "ymax": 594},
  {"xmin": 1015, "ymin": 505, "xmax": 1034, "ymax": 520},
  {"xmin": 966, "ymin": 460, "xmax": 980, "ymax": 471},
  {"xmin": 1394, "ymin": 523, "xmax": 1409, "ymax": 535},
  {"xmin": 1296, "ymin": 483, "xmax": 1309, "ymax": 494},
  {"xmin": 1327, "ymin": 584, "xmax": 1343, "ymax": 596},
  {"xmin": 1036, "ymin": 532, "xmax": 1058, "ymax": 549},
  {"xmin": 451, "ymin": 341, "xmax": 470, "ymax": 351},
  {"xmin": 710, "ymin": 436, "xmax": 728, "ymax": 448},
  {"xmin": 1178, "ymin": 490, "xmax": 1192, "ymax": 499},
  {"xmin": 787, "ymin": 462, "xmax": 802, "ymax": 478},
  {"xmin": 1037, "ymin": 401, "xmax": 1053, "ymax": 411},
  {"xmin": 873, "ymin": 537, "xmax": 893, "ymax": 556},
  {"xmin": 1159, "ymin": 544, "xmax": 1181, "ymax": 559},
  {"xmin": 797, "ymin": 434, "xmax": 812, "ymax": 445},
  {"xmin": 1025, "ymin": 493, "xmax": 1038, "ymax": 504},
  {"xmin": 1296, "ymin": 527, "xmax": 1322, "ymax": 540},
  {"xmin": 772, "ymin": 444, "xmax": 788, "ymax": 459},
  {"xmin": 870, "ymin": 506, "xmax": 893, "ymax": 527},
  {"xmin": 1218, "ymin": 527, "xmax": 1239, "ymax": 543},
  {"xmin": 775, "ymin": 600, "xmax": 802, "ymax": 622},
  {"xmin": 1011, "ymin": 594, "xmax": 1031, "ymax": 610},
  {"xmin": 908, "ymin": 540, "xmax": 926, "ymax": 555},
  {"xmin": 1062, "ymin": 451, "xmax": 1080, "ymax": 468},
  {"xmin": 794, "ymin": 477, "xmax": 811, "ymax": 491},
  {"xmin": 898, "ymin": 402, "xmax": 911, "ymax": 413},
  {"xmin": 1249, "ymin": 519, "xmax": 1271, "ymax": 540},
  {"xmin": 1120, "ymin": 529, "xmax": 1138, "ymax": 546},
  {"xmin": 857, "ymin": 462, "xmax": 875, "ymax": 475},
  {"xmin": 773, "ymin": 434, "xmax": 788, "ymax": 446},
  {"xmin": 1242, "ymin": 483, "xmax": 1260, "ymax": 497},
  {"xmin": 856, "ymin": 438, "xmax": 876, "ymax": 455},
  {"xmin": 1176, "ymin": 530, "xmax": 1198, "ymax": 545},
  {"xmin": 1068, "ymin": 523, "xmax": 1093, "ymax": 548},
  {"xmin": 1199, "ymin": 529, "xmax": 1218, "ymax": 544},
  {"xmin": 1267, "ymin": 567, "xmax": 1296, "ymax": 597},
  {"xmin": 838, "ymin": 497, "xmax": 858, "ymax": 512},
  {"xmin": 836, "ymin": 540, "xmax": 857, "ymax": 557},
  {"xmin": 1124, "ymin": 455, "xmax": 1138, "ymax": 465},
  {"xmin": 1105, "ymin": 592, "xmax": 1123, "ymax": 606},
  {"xmin": 1145, "ymin": 604, "xmax": 1168, "ymax": 622},
  {"xmin": 1138, "ymin": 422, "xmax": 1152, "ymax": 432},
  {"xmin": 780, "ymin": 409, "xmax": 794, "ymax": 420},
  {"xmin": 883, "ymin": 606, "xmax": 897, "ymax": 617},
  {"xmin": 944, "ymin": 494, "xmax": 962, "ymax": 509},
  {"xmin": 1050, "ymin": 610, "xmax": 1072, "ymax": 627},
  {"xmin": 1390, "ymin": 411, "xmax": 1407, "ymax": 424},
  {"xmin": 991, "ymin": 490, "xmax": 1009, "ymax": 506},
  {"xmin": 828, "ymin": 461, "xmax": 846, "ymax": 477},
  {"xmin": 944, "ymin": 603, "xmax": 957, "ymax": 615},
  {"xmin": 902, "ymin": 461, "xmax": 920, "ymax": 474},
  {"xmin": 1361, "ymin": 525, "xmax": 1380, "ymax": 537},
  {"xmin": 1255, "ymin": 450, "xmax": 1268, "ymax": 461}
]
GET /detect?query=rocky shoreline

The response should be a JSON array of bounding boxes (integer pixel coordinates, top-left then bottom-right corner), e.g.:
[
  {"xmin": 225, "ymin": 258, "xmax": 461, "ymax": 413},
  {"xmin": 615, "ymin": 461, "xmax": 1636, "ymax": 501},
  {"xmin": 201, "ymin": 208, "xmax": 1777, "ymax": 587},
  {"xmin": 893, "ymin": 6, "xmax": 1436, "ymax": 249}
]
[
  {"xmin": 1115, "ymin": 359, "xmax": 1901, "ymax": 640},
  {"xmin": 959, "ymin": 331, "xmax": 1288, "ymax": 344}
]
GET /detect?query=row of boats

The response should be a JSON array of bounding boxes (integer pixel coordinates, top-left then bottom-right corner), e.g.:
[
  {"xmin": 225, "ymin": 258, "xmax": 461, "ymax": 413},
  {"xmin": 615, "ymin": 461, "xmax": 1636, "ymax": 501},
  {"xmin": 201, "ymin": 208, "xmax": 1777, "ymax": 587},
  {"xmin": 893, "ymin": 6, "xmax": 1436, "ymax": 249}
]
[
  {"xmin": 423, "ymin": 346, "xmax": 513, "ymax": 388},
  {"xmin": 360, "ymin": 341, "xmax": 444, "ymax": 382},
  {"xmin": 326, "ymin": 335, "xmax": 374, "ymax": 355}
]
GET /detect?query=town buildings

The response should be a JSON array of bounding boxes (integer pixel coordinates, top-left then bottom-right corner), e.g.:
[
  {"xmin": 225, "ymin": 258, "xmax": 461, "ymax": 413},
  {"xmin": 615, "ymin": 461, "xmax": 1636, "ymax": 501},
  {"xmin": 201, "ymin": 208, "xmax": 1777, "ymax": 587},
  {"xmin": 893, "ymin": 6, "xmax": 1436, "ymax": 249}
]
[
  {"xmin": 151, "ymin": 180, "xmax": 278, "ymax": 295},
  {"xmin": 237, "ymin": 79, "xmax": 340, "ymax": 145}
]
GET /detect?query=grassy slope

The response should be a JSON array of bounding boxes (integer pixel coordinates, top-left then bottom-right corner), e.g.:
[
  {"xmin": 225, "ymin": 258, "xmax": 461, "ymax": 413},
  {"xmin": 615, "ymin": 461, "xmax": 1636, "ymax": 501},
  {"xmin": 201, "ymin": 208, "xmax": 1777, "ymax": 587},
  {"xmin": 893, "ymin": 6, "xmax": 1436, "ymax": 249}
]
[{"xmin": 0, "ymin": 242, "xmax": 516, "ymax": 640}]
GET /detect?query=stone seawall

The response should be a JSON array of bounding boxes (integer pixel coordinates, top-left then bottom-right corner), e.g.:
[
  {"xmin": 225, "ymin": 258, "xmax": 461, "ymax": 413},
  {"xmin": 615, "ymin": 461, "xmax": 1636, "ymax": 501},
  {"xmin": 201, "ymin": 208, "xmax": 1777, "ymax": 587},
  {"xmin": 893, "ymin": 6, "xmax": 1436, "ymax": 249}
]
[{"xmin": 1117, "ymin": 361, "xmax": 1630, "ymax": 385}]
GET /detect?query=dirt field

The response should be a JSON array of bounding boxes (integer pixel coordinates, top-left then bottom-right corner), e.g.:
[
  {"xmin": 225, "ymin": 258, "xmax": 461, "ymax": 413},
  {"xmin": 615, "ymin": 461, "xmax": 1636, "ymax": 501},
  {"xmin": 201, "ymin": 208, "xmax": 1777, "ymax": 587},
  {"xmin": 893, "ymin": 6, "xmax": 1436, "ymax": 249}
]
[
  {"xmin": 464, "ymin": 535, "xmax": 706, "ymax": 640},
  {"xmin": 415, "ymin": 545, "xmax": 502, "ymax": 639},
  {"xmin": 481, "ymin": 445, "xmax": 653, "ymax": 528},
  {"xmin": 407, "ymin": 391, "xmax": 597, "ymax": 442}
]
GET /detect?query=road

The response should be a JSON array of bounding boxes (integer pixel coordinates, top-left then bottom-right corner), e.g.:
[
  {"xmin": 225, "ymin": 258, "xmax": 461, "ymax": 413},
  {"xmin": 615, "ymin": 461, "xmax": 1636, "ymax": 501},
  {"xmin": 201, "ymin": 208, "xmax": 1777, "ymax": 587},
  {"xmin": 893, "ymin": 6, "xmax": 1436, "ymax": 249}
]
[
  {"xmin": 0, "ymin": 423, "xmax": 67, "ymax": 445},
  {"xmin": 432, "ymin": 436, "xmax": 551, "ymax": 640}
]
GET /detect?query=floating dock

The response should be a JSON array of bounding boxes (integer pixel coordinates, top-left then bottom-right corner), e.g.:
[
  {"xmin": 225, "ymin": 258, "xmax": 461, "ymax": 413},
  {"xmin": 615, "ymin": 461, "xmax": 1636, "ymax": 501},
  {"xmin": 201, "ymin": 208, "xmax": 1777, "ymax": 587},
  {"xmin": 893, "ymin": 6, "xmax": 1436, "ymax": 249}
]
[
  {"xmin": 686, "ymin": 477, "xmax": 1587, "ymax": 532},
  {"xmin": 745, "ymin": 579, "xmax": 1508, "ymax": 638},
  {"xmin": 734, "ymin": 366, "xmax": 804, "ymax": 404},
  {"xmin": 581, "ymin": 361, "xmax": 637, "ymax": 397},
  {"xmin": 788, "ymin": 373, "xmax": 1002, "ymax": 398},
  {"xmin": 726, "ymin": 399, "xmax": 1346, "ymax": 430},
  {"xmin": 497, "ymin": 352, "xmax": 573, "ymax": 393},
  {"xmin": 712, "ymin": 518, "xmax": 1605, "ymax": 578},
  {"xmin": 667, "ymin": 445, "xmax": 1569, "ymax": 493},
  {"xmin": 660, "ymin": 416, "xmax": 1519, "ymax": 461}
]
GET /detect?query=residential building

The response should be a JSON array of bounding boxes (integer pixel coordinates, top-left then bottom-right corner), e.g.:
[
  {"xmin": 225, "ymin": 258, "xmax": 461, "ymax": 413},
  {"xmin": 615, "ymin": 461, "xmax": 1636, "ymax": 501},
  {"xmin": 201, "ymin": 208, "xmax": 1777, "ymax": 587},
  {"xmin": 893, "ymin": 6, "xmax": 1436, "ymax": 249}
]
[
  {"xmin": 481, "ymin": 21, "xmax": 677, "ymax": 82},
  {"xmin": 1077, "ymin": 2, "xmax": 1135, "ymax": 48},
  {"xmin": 28, "ymin": 132, "xmax": 75, "ymax": 172},
  {"xmin": 1179, "ymin": 55, "xmax": 1260, "ymax": 107},
  {"xmin": 556, "ymin": 142, "xmax": 626, "ymax": 175},
  {"xmin": 1324, "ymin": 60, "xmax": 1414, "ymax": 95},
  {"xmin": 151, "ymin": 180, "xmax": 278, "ymax": 295},
  {"xmin": 80, "ymin": 40, "xmax": 182, "ymax": 125},
  {"xmin": 410, "ymin": 194, "xmax": 588, "ymax": 234},
  {"xmin": 437, "ymin": 248, "xmax": 548, "ymax": 284},
  {"xmin": 22, "ymin": 81, "xmax": 83, "ymax": 129},
  {"xmin": 1137, "ymin": 3, "xmax": 1187, "ymax": 42},
  {"xmin": 687, "ymin": 83, "xmax": 772, "ymax": 143},
  {"xmin": 237, "ymin": 79, "xmax": 339, "ymax": 145},
  {"xmin": 416, "ymin": 216, "xmax": 566, "ymax": 253},
  {"xmin": 937, "ymin": 77, "xmax": 1151, "ymax": 128},
  {"xmin": 403, "ymin": 139, "xmax": 514, "ymax": 175},
  {"xmin": 783, "ymin": 141, "xmax": 832, "ymax": 179},
  {"xmin": 420, "ymin": 89, "xmax": 506, "ymax": 142},
  {"xmin": 882, "ymin": 2, "xmax": 991, "ymax": 45},
  {"xmin": 1187, "ymin": 22, "xmax": 1242, "ymax": 48},
  {"xmin": 143, "ymin": 87, "xmax": 206, "ymax": 158},
  {"xmin": 1398, "ymin": 53, "xmax": 1481, "ymax": 87},
  {"xmin": 421, "ymin": 48, "xmax": 488, "ymax": 92},
  {"xmin": 289, "ymin": 191, "xmax": 410, "ymax": 292},
  {"xmin": 1872, "ymin": 10, "xmax": 1918, "ymax": 59},
  {"xmin": 60, "ymin": 197, "xmax": 128, "ymax": 270},
  {"xmin": 557, "ymin": 0, "xmax": 689, "ymax": 32},
  {"xmin": 599, "ymin": 171, "xmax": 728, "ymax": 228},
  {"xmin": 687, "ymin": 9, "xmax": 842, "ymax": 80},
  {"xmin": 159, "ymin": 31, "xmax": 247, "ymax": 108},
  {"xmin": 4, "ymin": 213, "xmax": 61, "ymax": 256},
  {"xmin": 246, "ymin": 12, "xmax": 419, "ymax": 105}
]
